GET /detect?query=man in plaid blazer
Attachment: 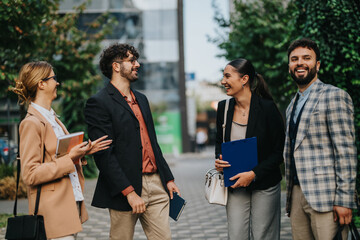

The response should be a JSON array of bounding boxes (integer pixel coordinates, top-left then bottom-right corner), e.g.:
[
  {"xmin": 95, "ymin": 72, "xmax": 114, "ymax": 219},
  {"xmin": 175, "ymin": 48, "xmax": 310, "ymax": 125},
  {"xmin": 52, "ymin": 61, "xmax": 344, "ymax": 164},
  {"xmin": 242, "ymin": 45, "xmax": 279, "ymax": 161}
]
[{"xmin": 284, "ymin": 38, "xmax": 357, "ymax": 240}]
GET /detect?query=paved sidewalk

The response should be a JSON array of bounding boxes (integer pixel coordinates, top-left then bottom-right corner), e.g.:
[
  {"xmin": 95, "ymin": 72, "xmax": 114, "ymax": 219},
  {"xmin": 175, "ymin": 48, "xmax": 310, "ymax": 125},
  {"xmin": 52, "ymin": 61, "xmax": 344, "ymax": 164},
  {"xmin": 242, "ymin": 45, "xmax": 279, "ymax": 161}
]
[{"xmin": 0, "ymin": 150, "xmax": 293, "ymax": 239}]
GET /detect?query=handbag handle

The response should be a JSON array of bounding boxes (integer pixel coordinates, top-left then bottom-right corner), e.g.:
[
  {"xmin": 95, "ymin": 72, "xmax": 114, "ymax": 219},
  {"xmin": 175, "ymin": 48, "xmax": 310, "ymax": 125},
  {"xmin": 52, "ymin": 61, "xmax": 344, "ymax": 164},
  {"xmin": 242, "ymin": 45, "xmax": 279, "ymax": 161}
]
[
  {"xmin": 222, "ymin": 99, "xmax": 230, "ymax": 143},
  {"xmin": 206, "ymin": 168, "xmax": 220, "ymax": 176},
  {"xmin": 350, "ymin": 220, "xmax": 360, "ymax": 239},
  {"xmin": 13, "ymin": 146, "xmax": 45, "ymax": 216}
]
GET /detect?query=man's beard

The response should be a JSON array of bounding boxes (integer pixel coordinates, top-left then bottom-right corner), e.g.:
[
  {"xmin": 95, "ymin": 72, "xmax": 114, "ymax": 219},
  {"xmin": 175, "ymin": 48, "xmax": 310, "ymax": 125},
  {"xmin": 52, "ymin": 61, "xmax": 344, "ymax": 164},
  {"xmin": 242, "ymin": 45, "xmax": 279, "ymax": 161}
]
[
  {"xmin": 290, "ymin": 65, "xmax": 317, "ymax": 86},
  {"xmin": 120, "ymin": 66, "xmax": 138, "ymax": 82}
]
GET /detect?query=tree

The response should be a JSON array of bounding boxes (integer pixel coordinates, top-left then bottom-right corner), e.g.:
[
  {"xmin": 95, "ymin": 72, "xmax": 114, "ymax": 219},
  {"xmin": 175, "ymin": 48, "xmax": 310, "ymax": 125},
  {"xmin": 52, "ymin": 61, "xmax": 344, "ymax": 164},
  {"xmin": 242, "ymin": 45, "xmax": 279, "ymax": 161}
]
[
  {"xmin": 0, "ymin": 0, "xmax": 56, "ymax": 97},
  {"xmin": 0, "ymin": 0, "xmax": 115, "ymax": 177},
  {"xmin": 211, "ymin": 0, "xmax": 296, "ymax": 111}
]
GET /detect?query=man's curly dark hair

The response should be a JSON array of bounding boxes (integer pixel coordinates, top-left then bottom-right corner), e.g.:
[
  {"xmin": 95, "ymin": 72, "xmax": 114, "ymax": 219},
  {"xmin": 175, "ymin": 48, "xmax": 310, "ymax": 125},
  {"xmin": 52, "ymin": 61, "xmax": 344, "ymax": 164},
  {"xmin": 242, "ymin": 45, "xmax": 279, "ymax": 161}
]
[{"xmin": 99, "ymin": 43, "xmax": 140, "ymax": 79}]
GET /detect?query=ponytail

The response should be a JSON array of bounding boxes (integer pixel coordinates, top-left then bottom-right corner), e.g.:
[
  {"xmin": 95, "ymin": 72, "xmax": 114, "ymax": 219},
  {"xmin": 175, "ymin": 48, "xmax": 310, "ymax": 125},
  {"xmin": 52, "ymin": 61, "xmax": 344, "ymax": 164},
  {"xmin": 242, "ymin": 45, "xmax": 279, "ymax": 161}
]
[
  {"xmin": 253, "ymin": 73, "xmax": 273, "ymax": 100},
  {"xmin": 10, "ymin": 80, "xmax": 32, "ymax": 105}
]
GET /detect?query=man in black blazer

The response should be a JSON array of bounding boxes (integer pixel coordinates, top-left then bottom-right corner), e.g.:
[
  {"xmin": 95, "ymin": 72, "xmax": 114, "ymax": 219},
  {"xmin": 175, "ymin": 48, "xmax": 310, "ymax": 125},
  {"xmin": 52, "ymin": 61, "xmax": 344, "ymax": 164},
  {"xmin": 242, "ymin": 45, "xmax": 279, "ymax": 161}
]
[{"xmin": 84, "ymin": 43, "xmax": 180, "ymax": 240}]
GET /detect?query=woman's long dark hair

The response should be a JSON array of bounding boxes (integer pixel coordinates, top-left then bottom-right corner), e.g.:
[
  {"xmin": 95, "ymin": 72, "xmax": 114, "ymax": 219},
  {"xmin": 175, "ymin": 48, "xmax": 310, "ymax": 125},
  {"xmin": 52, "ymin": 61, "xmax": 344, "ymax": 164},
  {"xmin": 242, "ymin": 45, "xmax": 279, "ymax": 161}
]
[{"xmin": 228, "ymin": 58, "xmax": 273, "ymax": 100}]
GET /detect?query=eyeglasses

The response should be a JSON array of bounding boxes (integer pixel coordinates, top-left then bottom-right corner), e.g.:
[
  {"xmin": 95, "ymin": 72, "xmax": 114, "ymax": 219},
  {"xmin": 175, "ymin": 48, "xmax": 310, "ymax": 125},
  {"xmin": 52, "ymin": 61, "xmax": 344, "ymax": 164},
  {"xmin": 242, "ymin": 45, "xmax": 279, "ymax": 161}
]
[
  {"xmin": 42, "ymin": 75, "xmax": 57, "ymax": 82},
  {"xmin": 114, "ymin": 58, "xmax": 138, "ymax": 65}
]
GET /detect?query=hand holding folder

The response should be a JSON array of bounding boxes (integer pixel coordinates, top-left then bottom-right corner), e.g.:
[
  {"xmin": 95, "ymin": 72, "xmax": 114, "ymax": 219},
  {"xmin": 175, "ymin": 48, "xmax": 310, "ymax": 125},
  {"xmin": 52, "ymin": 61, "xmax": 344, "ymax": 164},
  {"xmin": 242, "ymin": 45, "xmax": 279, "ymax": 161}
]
[{"xmin": 221, "ymin": 137, "xmax": 258, "ymax": 187}]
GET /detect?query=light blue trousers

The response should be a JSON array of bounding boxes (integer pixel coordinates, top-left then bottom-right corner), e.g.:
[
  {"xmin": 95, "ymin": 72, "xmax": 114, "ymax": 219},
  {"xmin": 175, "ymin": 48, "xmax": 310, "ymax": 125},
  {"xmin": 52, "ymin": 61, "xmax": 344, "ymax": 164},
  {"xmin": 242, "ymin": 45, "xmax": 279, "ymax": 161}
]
[{"xmin": 226, "ymin": 183, "xmax": 281, "ymax": 240}]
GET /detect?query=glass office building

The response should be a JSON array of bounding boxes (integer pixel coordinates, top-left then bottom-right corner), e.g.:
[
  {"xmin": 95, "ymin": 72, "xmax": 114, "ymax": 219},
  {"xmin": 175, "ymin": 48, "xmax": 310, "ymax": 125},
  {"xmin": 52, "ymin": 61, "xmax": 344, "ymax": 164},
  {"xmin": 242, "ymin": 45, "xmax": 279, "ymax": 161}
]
[{"xmin": 59, "ymin": 0, "xmax": 185, "ymax": 153}]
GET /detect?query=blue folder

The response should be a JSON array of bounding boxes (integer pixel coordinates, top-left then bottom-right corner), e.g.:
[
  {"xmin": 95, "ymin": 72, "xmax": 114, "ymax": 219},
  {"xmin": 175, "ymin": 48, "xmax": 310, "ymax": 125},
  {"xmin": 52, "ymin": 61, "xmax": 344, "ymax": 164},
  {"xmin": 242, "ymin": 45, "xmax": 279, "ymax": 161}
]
[{"xmin": 221, "ymin": 137, "xmax": 258, "ymax": 187}]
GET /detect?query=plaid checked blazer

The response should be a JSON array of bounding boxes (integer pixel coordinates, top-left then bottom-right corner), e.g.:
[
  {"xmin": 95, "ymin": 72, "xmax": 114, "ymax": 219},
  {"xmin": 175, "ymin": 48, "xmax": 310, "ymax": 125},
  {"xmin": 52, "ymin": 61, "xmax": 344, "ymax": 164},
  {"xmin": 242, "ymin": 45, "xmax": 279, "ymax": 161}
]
[{"xmin": 284, "ymin": 79, "xmax": 357, "ymax": 214}]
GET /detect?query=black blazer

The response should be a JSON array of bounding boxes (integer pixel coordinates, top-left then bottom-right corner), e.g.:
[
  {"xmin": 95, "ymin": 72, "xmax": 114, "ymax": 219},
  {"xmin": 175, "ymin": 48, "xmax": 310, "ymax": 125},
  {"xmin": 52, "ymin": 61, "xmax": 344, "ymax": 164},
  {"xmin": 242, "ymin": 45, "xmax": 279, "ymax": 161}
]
[
  {"xmin": 215, "ymin": 94, "xmax": 285, "ymax": 190},
  {"xmin": 84, "ymin": 82, "xmax": 174, "ymax": 211}
]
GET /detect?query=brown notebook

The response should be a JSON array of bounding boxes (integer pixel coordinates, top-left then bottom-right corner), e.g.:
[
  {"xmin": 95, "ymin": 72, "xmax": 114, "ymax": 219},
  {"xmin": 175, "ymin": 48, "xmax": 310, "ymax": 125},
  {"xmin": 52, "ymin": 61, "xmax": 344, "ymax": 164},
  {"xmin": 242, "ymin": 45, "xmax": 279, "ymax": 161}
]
[{"xmin": 56, "ymin": 132, "xmax": 84, "ymax": 157}]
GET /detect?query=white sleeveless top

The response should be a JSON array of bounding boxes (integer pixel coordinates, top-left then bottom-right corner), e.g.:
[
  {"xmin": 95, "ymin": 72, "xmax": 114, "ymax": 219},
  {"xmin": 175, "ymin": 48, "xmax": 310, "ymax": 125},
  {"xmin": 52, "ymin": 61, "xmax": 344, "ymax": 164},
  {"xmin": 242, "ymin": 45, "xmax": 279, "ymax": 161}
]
[{"xmin": 230, "ymin": 121, "xmax": 247, "ymax": 141}]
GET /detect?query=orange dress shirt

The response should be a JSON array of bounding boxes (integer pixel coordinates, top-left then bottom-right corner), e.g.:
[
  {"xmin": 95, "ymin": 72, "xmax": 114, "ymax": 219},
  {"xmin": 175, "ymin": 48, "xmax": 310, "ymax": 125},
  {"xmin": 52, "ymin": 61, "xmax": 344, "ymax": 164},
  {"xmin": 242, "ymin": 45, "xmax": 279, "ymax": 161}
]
[{"xmin": 120, "ymin": 90, "xmax": 158, "ymax": 196}]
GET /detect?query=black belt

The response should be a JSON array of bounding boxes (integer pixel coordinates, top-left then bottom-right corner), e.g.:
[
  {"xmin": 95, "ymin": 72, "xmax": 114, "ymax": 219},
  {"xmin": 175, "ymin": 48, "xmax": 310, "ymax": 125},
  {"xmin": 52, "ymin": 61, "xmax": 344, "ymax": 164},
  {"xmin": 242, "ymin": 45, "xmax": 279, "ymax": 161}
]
[{"xmin": 143, "ymin": 172, "xmax": 157, "ymax": 175}]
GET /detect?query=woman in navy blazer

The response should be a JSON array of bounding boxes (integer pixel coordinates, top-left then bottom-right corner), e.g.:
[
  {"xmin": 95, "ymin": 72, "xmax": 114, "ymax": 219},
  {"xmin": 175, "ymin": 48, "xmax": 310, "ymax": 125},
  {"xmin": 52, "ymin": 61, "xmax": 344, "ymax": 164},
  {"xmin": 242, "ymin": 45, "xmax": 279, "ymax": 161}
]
[{"xmin": 215, "ymin": 58, "xmax": 285, "ymax": 240}]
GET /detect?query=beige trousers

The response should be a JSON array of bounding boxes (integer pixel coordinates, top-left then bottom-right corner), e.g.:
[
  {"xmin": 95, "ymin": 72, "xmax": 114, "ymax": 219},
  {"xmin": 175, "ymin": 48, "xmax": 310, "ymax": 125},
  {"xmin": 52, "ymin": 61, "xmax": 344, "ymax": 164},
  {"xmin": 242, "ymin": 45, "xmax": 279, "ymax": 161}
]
[
  {"xmin": 109, "ymin": 173, "xmax": 171, "ymax": 240},
  {"xmin": 290, "ymin": 185, "xmax": 348, "ymax": 240}
]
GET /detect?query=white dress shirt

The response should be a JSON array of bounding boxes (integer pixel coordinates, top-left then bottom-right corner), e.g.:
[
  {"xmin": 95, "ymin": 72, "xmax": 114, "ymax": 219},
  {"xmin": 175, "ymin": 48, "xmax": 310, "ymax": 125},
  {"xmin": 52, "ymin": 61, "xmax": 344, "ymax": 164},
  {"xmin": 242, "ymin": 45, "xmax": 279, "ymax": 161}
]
[{"xmin": 31, "ymin": 102, "xmax": 84, "ymax": 201}]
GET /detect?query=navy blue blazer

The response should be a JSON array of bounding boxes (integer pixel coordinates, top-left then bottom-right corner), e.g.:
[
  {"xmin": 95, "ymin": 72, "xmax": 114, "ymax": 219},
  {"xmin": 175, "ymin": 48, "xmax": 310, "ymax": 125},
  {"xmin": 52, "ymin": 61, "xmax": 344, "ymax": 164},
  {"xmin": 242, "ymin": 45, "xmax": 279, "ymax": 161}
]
[
  {"xmin": 215, "ymin": 94, "xmax": 285, "ymax": 190},
  {"xmin": 84, "ymin": 82, "xmax": 174, "ymax": 211}
]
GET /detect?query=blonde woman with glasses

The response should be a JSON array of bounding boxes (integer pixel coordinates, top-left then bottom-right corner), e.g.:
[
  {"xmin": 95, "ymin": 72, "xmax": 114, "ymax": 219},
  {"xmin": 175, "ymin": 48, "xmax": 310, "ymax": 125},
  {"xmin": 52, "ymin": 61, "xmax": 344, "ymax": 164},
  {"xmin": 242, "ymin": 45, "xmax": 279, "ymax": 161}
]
[{"xmin": 11, "ymin": 61, "xmax": 112, "ymax": 239}]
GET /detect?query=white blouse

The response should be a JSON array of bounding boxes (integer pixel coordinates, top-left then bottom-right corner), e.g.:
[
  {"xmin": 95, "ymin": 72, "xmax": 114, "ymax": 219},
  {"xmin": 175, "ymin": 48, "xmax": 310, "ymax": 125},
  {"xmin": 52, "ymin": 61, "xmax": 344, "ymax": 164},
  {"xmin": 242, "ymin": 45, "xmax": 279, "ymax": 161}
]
[{"xmin": 31, "ymin": 102, "xmax": 84, "ymax": 201}]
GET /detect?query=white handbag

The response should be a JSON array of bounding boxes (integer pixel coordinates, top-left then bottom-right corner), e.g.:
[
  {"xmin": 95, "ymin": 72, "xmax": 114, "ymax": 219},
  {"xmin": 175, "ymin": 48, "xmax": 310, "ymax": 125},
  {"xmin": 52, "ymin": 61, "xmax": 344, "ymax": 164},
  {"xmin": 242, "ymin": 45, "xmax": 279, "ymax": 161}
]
[
  {"xmin": 205, "ymin": 168, "xmax": 228, "ymax": 205},
  {"xmin": 204, "ymin": 99, "xmax": 230, "ymax": 206}
]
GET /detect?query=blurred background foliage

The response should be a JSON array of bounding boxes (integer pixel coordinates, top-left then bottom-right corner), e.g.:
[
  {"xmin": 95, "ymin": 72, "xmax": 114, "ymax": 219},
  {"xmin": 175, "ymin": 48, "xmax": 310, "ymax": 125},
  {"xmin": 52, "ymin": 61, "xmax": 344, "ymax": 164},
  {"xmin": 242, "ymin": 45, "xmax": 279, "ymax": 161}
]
[
  {"xmin": 211, "ymin": 0, "xmax": 296, "ymax": 111},
  {"xmin": 212, "ymin": 0, "xmax": 360, "ymax": 222},
  {"xmin": 0, "ymin": 0, "xmax": 116, "ymax": 179}
]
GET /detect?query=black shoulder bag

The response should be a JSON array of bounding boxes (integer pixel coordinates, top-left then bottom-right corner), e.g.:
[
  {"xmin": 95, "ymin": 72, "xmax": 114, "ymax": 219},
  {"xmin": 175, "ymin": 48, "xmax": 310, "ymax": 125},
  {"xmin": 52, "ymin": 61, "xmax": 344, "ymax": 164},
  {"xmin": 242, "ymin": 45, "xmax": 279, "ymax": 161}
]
[{"xmin": 5, "ymin": 147, "xmax": 47, "ymax": 240}]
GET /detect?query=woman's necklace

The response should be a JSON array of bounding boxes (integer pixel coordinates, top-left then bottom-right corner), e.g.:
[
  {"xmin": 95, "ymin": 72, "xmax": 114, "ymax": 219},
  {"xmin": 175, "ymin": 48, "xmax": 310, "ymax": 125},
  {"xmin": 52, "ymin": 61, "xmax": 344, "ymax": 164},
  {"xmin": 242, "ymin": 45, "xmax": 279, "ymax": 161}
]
[
  {"xmin": 236, "ymin": 105, "xmax": 248, "ymax": 117},
  {"xmin": 237, "ymin": 106, "xmax": 249, "ymax": 117},
  {"xmin": 234, "ymin": 99, "xmax": 249, "ymax": 118}
]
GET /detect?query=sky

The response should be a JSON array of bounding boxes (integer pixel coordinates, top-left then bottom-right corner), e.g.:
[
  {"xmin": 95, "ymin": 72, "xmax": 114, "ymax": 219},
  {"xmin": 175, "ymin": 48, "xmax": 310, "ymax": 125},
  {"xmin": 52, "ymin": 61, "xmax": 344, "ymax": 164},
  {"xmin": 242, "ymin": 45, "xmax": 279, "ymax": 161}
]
[{"xmin": 184, "ymin": 0, "xmax": 229, "ymax": 83}]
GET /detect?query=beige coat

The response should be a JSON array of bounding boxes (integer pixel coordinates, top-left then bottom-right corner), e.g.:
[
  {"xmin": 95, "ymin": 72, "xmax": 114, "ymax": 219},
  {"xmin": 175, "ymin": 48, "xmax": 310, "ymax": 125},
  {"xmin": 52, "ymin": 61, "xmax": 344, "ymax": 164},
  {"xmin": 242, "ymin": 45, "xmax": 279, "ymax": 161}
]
[{"xmin": 19, "ymin": 105, "xmax": 88, "ymax": 239}]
